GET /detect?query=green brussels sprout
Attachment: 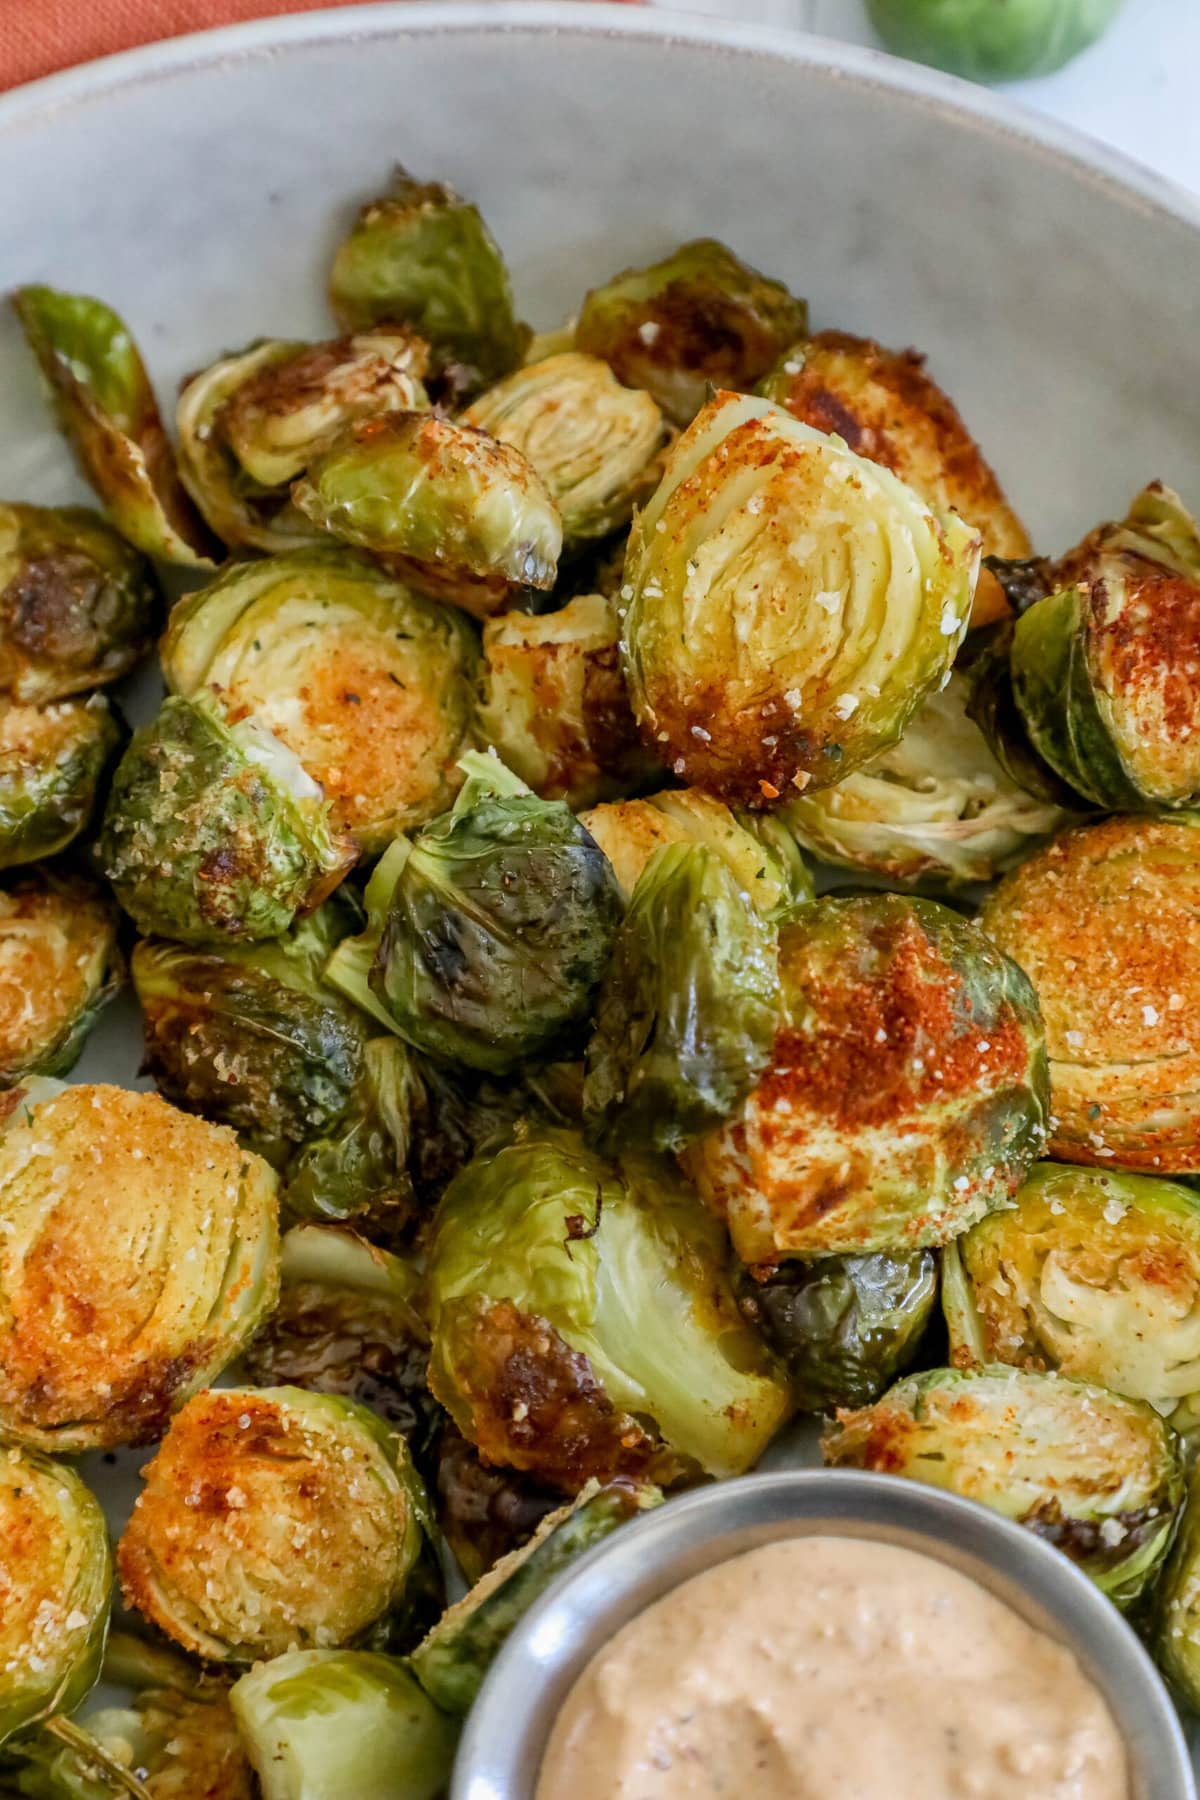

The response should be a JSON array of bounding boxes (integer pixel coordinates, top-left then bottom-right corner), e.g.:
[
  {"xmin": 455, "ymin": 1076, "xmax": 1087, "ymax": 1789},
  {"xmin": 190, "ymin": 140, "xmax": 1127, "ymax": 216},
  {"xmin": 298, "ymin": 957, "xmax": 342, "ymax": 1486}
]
[
  {"xmin": 583, "ymin": 842, "xmax": 780, "ymax": 1154},
  {"xmin": 823, "ymin": 1365, "xmax": 1183, "ymax": 1607},
  {"xmin": 962, "ymin": 618, "xmax": 1085, "ymax": 808},
  {"xmin": 0, "ymin": 1083, "xmax": 279, "ymax": 1450},
  {"xmin": 412, "ymin": 1478, "xmax": 661, "ymax": 1714},
  {"xmin": 101, "ymin": 696, "xmax": 355, "ymax": 946},
  {"xmin": 778, "ymin": 670, "xmax": 1070, "ymax": 888},
  {"xmin": 462, "ymin": 352, "xmax": 666, "ymax": 547},
  {"xmin": 867, "ymin": 0, "xmax": 1124, "ymax": 82},
  {"xmin": 11, "ymin": 288, "xmax": 217, "ymax": 569},
  {"xmin": 13, "ymin": 1686, "xmax": 254, "ymax": 1800},
  {"xmin": 681, "ymin": 893, "xmax": 1049, "ymax": 1268},
  {"xmin": 575, "ymin": 238, "xmax": 808, "ymax": 427},
  {"xmin": 0, "ymin": 696, "xmax": 121, "ymax": 870},
  {"xmin": 619, "ymin": 391, "xmax": 980, "ymax": 805},
  {"xmin": 329, "ymin": 166, "xmax": 528, "ymax": 395},
  {"xmin": 0, "ymin": 504, "xmax": 158, "ymax": 702},
  {"xmin": 292, "ymin": 413, "xmax": 562, "ymax": 618},
  {"xmin": 735, "ymin": 1251, "xmax": 938, "ymax": 1413},
  {"xmin": 1152, "ymin": 1461, "xmax": 1200, "ymax": 1711},
  {"xmin": 118, "ymin": 1385, "xmax": 435, "ymax": 1663},
  {"xmin": 282, "ymin": 1038, "xmax": 428, "ymax": 1240},
  {"xmin": 0, "ymin": 869, "xmax": 121, "ymax": 1085},
  {"xmin": 434, "ymin": 1424, "xmax": 560, "ymax": 1586},
  {"xmin": 980, "ymin": 814, "xmax": 1200, "ymax": 1171},
  {"xmin": 161, "ymin": 547, "xmax": 479, "ymax": 853},
  {"xmin": 230, "ymin": 1649, "xmax": 457, "ymax": 1800},
  {"xmin": 427, "ymin": 1127, "xmax": 793, "ymax": 1491}
]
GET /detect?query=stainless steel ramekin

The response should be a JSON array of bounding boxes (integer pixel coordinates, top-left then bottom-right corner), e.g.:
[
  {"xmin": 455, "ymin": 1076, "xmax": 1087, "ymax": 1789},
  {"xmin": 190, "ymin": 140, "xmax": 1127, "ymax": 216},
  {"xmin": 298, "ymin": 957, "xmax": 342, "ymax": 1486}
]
[{"xmin": 453, "ymin": 1469, "xmax": 1195, "ymax": 1800}]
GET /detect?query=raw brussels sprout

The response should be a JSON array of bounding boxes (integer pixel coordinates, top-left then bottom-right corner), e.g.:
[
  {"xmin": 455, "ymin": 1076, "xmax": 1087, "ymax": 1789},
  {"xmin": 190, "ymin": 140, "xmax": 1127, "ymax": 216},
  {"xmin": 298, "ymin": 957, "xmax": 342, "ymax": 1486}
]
[
  {"xmin": 0, "ymin": 696, "xmax": 121, "ymax": 870},
  {"xmin": 681, "ymin": 893, "xmax": 1049, "ymax": 1268},
  {"xmin": 478, "ymin": 592, "xmax": 661, "ymax": 809},
  {"xmin": 823, "ymin": 1365, "xmax": 1183, "ymax": 1607},
  {"xmin": 575, "ymin": 238, "xmax": 808, "ymax": 427},
  {"xmin": 867, "ymin": 0, "xmax": 1124, "ymax": 82},
  {"xmin": 161, "ymin": 547, "xmax": 478, "ymax": 852},
  {"xmin": 412, "ymin": 1478, "xmax": 661, "ymax": 1714},
  {"xmin": 231, "ymin": 1648, "xmax": 457, "ymax": 1800},
  {"xmin": 282, "ymin": 1037, "xmax": 428, "ymax": 1240},
  {"xmin": 427, "ymin": 1127, "xmax": 793, "ymax": 1491},
  {"xmin": 619, "ymin": 391, "xmax": 980, "ymax": 805},
  {"xmin": 329, "ymin": 166, "xmax": 527, "ymax": 393},
  {"xmin": 18, "ymin": 1687, "xmax": 254, "ymax": 1800},
  {"xmin": 0, "ymin": 505, "xmax": 158, "ymax": 702},
  {"xmin": 0, "ymin": 1083, "xmax": 279, "ymax": 1450},
  {"xmin": 101, "ymin": 696, "xmax": 354, "ymax": 945},
  {"xmin": 118, "ymin": 1385, "xmax": 434, "ymax": 1663},
  {"xmin": 11, "ymin": 288, "xmax": 217, "ymax": 569},
  {"xmin": 583, "ymin": 842, "xmax": 780, "ymax": 1154},
  {"xmin": 0, "ymin": 1447, "xmax": 111, "ymax": 1746},
  {"xmin": 434, "ymin": 1425, "xmax": 560, "ymax": 1585},
  {"xmin": 292, "ymin": 413, "xmax": 562, "ymax": 618},
  {"xmin": 1153, "ymin": 1461, "xmax": 1200, "ymax": 1712},
  {"xmin": 0, "ymin": 869, "xmax": 121, "ymax": 1085},
  {"xmin": 462, "ymin": 352, "xmax": 666, "ymax": 547},
  {"xmin": 735, "ymin": 1251, "xmax": 938, "ymax": 1412},
  {"xmin": 980, "ymin": 815, "xmax": 1200, "ymax": 1170}
]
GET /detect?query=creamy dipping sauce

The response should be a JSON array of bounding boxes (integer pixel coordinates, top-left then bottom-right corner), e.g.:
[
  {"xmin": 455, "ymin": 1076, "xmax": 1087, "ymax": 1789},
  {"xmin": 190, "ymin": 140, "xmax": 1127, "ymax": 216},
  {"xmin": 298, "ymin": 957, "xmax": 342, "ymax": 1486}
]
[{"xmin": 536, "ymin": 1535, "xmax": 1128, "ymax": 1800}]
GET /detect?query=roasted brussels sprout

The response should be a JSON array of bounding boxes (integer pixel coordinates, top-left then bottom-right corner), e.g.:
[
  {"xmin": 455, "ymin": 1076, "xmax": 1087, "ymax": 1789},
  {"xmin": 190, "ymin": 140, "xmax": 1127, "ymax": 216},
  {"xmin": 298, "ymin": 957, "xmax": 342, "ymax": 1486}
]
[
  {"xmin": 11, "ymin": 288, "xmax": 216, "ymax": 569},
  {"xmin": 427, "ymin": 1128, "xmax": 792, "ymax": 1491},
  {"xmin": 619, "ymin": 391, "xmax": 980, "ymax": 805},
  {"xmin": 292, "ymin": 414, "xmax": 562, "ymax": 617},
  {"xmin": 231, "ymin": 1649, "xmax": 457, "ymax": 1800},
  {"xmin": 118, "ymin": 1386, "xmax": 434, "ymax": 1663},
  {"xmin": 161, "ymin": 547, "xmax": 478, "ymax": 852},
  {"xmin": 434, "ymin": 1425, "xmax": 560, "ymax": 1585},
  {"xmin": 0, "ymin": 869, "xmax": 121, "ymax": 1085},
  {"xmin": 682, "ymin": 893, "xmax": 1049, "ymax": 1267},
  {"xmin": 823, "ymin": 1365, "xmax": 1183, "ymax": 1607},
  {"xmin": 961, "ymin": 616, "xmax": 1083, "ymax": 808},
  {"xmin": 583, "ymin": 842, "xmax": 779, "ymax": 1154},
  {"xmin": 736, "ymin": 1251, "xmax": 938, "ymax": 1413},
  {"xmin": 20, "ymin": 1686, "xmax": 254, "ymax": 1800},
  {"xmin": 867, "ymin": 0, "xmax": 1124, "ymax": 82},
  {"xmin": 575, "ymin": 238, "xmax": 808, "ymax": 427},
  {"xmin": 101, "ymin": 696, "xmax": 354, "ymax": 945},
  {"xmin": 0, "ymin": 696, "xmax": 121, "ymax": 870},
  {"xmin": 478, "ymin": 592, "xmax": 660, "ymax": 809},
  {"xmin": 329, "ymin": 166, "xmax": 527, "ymax": 393},
  {"xmin": 282, "ymin": 1037, "xmax": 427, "ymax": 1239},
  {"xmin": 0, "ymin": 1084, "xmax": 279, "ymax": 1450},
  {"xmin": 980, "ymin": 815, "xmax": 1200, "ymax": 1170},
  {"xmin": 0, "ymin": 505, "xmax": 158, "ymax": 702},
  {"xmin": 1153, "ymin": 1461, "xmax": 1200, "ymax": 1711}
]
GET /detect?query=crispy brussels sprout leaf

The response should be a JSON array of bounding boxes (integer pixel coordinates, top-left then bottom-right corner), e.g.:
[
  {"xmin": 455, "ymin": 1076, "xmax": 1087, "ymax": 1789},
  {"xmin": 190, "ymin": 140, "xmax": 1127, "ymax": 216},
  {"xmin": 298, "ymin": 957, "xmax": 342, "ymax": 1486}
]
[
  {"xmin": 434, "ymin": 1425, "xmax": 560, "ymax": 1586},
  {"xmin": 1153, "ymin": 1460, "xmax": 1200, "ymax": 1711},
  {"xmin": 0, "ymin": 869, "xmax": 121, "ymax": 1085},
  {"xmin": 0, "ymin": 696, "xmax": 121, "ymax": 870},
  {"xmin": 867, "ymin": 0, "xmax": 1124, "ymax": 82}
]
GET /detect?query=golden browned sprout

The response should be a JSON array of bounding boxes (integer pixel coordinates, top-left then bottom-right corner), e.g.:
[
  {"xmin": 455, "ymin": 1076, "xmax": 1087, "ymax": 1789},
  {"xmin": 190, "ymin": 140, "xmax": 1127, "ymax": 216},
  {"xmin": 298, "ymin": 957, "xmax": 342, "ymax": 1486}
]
[{"xmin": 0, "ymin": 868, "xmax": 122, "ymax": 1085}]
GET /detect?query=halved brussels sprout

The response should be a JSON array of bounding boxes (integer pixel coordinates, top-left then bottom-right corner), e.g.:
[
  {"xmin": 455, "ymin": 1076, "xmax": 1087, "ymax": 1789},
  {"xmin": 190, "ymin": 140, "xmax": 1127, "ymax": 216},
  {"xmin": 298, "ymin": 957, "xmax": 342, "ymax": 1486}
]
[
  {"xmin": 292, "ymin": 414, "xmax": 562, "ymax": 618},
  {"xmin": 0, "ymin": 505, "xmax": 158, "ymax": 702},
  {"xmin": 0, "ymin": 1447, "xmax": 111, "ymax": 1746},
  {"xmin": 1153, "ymin": 1461, "xmax": 1200, "ymax": 1711},
  {"xmin": 823, "ymin": 1365, "xmax": 1184, "ymax": 1607},
  {"xmin": 101, "ymin": 696, "xmax": 354, "ymax": 945},
  {"xmin": 0, "ymin": 696, "xmax": 121, "ymax": 870},
  {"xmin": 735, "ymin": 1251, "xmax": 938, "ymax": 1413},
  {"xmin": 11, "ymin": 288, "xmax": 217, "ymax": 569},
  {"xmin": 427, "ymin": 1127, "xmax": 793, "ymax": 1491},
  {"xmin": 980, "ymin": 815, "xmax": 1200, "ymax": 1170},
  {"xmin": 619, "ymin": 391, "xmax": 980, "ymax": 805},
  {"xmin": 231, "ymin": 1648, "xmax": 457, "ymax": 1800},
  {"xmin": 329, "ymin": 166, "xmax": 527, "ymax": 393},
  {"xmin": 161, "ymin": 547, "xmax": 478, "ymax": 852},
  {"xmin": 412, "ymin": 1478, "xmax": 661, "ymax": 1714},
  {"xmin": 682, "ymin": 893, "xmax": 1049, "ymax": 1268},
  {"xmin": 778, "ymin": 670, "xmax": 1070, "ymax": 889},
  {"xmin": 867, "ymin": 0, "xmax": 1124, "ymax": 82},
  {"xmin": 575, "ymin": 238, "xmax": 808, "ymax": 427},
  {"xmin": 583, "ymin": 842, "xmax": 779, "ymax": 1155},
  {"xmin": 118, "ymin": 1385, "xmax": 434, "ymax": 1663},
  {"xmin": 282, "ymin": 1037, "xmax": 426, "ymax": 1240},
  {"xmin": 462, "ymin": 353, "xmax": 666, "ymax": 547},
  {"xmin": 0, "ymin": 869, "xmax": 121, "ymax": 1086},
  {"xmin": 22, "ymin": 1687, "xmax": 254, "ymax": 1800},
  {"xmin": 434, "ymin": 1425, "xmax": 560, "ymax": 1586},
  {"xmin": 0, "ymin": 1083, "xmax": 279, "ymax": 1450}
]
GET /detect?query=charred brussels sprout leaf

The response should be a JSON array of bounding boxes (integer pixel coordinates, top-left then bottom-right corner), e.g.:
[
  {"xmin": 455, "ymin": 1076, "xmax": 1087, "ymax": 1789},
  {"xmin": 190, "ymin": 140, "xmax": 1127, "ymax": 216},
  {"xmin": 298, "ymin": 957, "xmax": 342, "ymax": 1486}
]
[
  {"xmin": 620, "ymin": 392, "xmax": 980, "ymax": 805},
  {"xmin": 575, "ymin": 238, "xmax": 808, "ymax": 427},
  {"xmin": 0, "ymin": 696, "xmax": 121, "ymax": 870},
  {"xmin": 823, "ymin": 1365, "xmax": 1183, "ymax": 1607},
  {"xmin": 1153, "ymin": 1462, "xmax": 1200, "ymax": 1711},
  {"xmin": 867, "ymin": 0, "xmax": 1124, "ymax": 82},
  {"xmin": 0, "ymin": 868, "xmax": 121, "ymax": 1085},
  {"xmin": 282, "ymin": 1038, "xmax": 429, "ymax": 1240}
]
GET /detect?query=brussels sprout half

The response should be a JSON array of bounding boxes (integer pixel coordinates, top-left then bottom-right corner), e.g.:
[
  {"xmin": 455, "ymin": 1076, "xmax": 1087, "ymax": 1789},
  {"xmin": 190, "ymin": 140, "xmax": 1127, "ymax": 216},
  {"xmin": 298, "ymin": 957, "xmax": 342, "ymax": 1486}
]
[
  {"xmin": 0, "ymin": 696, "xmax": 121, "ymax": 871},
  {"xmin": 575, "ymin": 237, "xmax": 808, "ymax": 427},
  {"xmin": 282, "ymin": 1037, "xmax": 427, "ymax": 1241},
  {"xmin": 867, "ymin": 0, "xmax": 1124, "ymax": 82},
  {"xmin": 684, "ymin": 893, "xmax": 1048, "ymax": 1268},
  {"xmin": 823, "ymin": 1365, "xmax": 1183, "ymax": 1607},
  {"xmin": 11, "ymin": 288, "xmax": 217, "ymax": 569},
  {"xmin": 0, "ymin": 868, "xmax": 121, "ymax": 1086},
  {"xmin": 1154, "ymin": 1461, "xmax": 1200, "ymax": 1712},
  {"xmin": 619, "ymin": 392, "xmax": 980, "ymax": 806},
  {"xmin": 161, "ymin": 547, "xmax": 479, "ymax": 853},
  {"xmin": 118, "ymin": 1386, "xmax": 435, "ymax": 1664},
  {"xmin": 0, "ymin": 1084, "xmax": 279, "ymax": 1451}
]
